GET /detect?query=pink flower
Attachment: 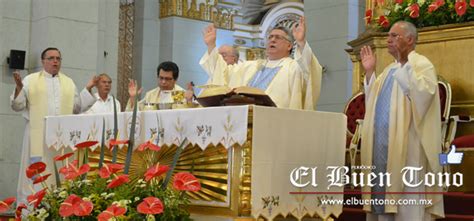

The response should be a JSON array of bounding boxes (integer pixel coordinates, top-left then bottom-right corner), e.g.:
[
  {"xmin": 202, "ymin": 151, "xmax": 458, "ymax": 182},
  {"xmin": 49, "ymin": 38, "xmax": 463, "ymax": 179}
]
[
  {"xmin": 108, "ymin": 139, "xmax": 129, "ymax": 149},
  {"xmin": 107, "ymin": 174, "xmax": 130, "ymax": 188},
  {"xmin": 97, "ymin": 204, "xmax": 127, "ymax": 221},
  {"xmin": 173, "ymin": 172, "xmax": 201, "ymax": 192},
  {"xmin": 15, "ymin": 203, "xmax": 27, "ymax": 221},
  {"xmin": 378, "ymin": 16, "xmax": 390, "ymax": 28},
  {"xmin": 59, "ymin": 194, "xmax": 93, "ymax": 217},
  {"xmin": 99, "ymin": 163, "xmax": 124, "ymax": 179},
  {"xmin": 54, "ymin": 152, "xmax": 74, "ymax": 161},
  {"xmin": 365, "ymin": 9, "xmax": 373, "ymax": 25},
  {"xmin": 0, "ymin": 197, "xmax": 16, "ymax": 213},
  {"xmin": 144, "ymin": 164, "xmax": 169, "ymax": 182},
  {"xmin": 428, "ymin": 0, "xmax": 445, "ymax": 13},
  {"xmin": 455, "ymin": 0, "xmax": 467, "ymax": 16},
  {"xmin": 137, "ymin": 197, "xmax": 164, "ymax": 215},
  {"xmin": 60, "ymin": 161, "xmax": 90, "ymax": 180},
  {"xmin": 137, "ymin": 140, "xmax": 160, "ymax": 152},
  {"xmin": 26, "ymin": 162, "xmax": 46, "ymax": 179},
  {"xmin": 75, "ymin": 140, "xmax": 99, "ymax": 149},
  {"xmin": 471, "ymin": 0, "xmax": 474, "ymax": 7},
  {"xmin": 409, "ymin": 3, "xmax": 420, "ymax": 18},
  {"xmin": 32, "ymin": 173, "xmax": 51, "ymax": 184},
  {"xmin": 27, "ymin": 188, "xmax": 47, "ymax": 208}
]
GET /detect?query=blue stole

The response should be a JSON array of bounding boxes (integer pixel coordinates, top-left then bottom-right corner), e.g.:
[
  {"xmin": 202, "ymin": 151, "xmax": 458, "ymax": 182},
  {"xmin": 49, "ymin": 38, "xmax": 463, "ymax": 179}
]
[
  {"xmin": 372, "ymin": 68, "xmax": 396, "ymax": 214},
  {"xmin": 247, "ymin": 66, "xmax": 282, "ymax": 91}
]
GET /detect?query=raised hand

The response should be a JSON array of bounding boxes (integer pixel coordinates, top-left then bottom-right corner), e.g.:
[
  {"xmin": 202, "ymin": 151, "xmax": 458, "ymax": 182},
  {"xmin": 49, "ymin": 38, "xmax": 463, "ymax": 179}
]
[
  {"xmin": 292, "ymin": 16, "xmax": 306, "ymax": 48},
  {"xmin": 203, "ymin": 24, "xmax": 217, "ymax": 52},
  {"xmin": 184, "ymin": 82, "xmax": 195, "ymax": 103},
  {"xmin": 86, "ymin": 75, "xmax": 99, "ymax": 92},
  {"xmin": 360, "ymin": 46, "xmax": 376, "ymax": 80},
  {"xmin": 13, "ymin": 70, "xmax": 23, "ymax": 98},
  {"xmin": 128, "ymin": 79, "xmax": 142, "ymax": 98}
]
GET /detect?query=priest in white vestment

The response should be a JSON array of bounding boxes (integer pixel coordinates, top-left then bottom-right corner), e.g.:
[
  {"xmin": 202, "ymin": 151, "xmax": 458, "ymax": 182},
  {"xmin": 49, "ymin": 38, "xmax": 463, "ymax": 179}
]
[
  {"xmin": 126, "ymin": 61, "xmax": 193, "ymax": 110},
  {"xmin": 85, "ymin": 73, "xmax": 121, "ymax": 114},
  {"xmin": 10, "ymin": 47, "xmax": 97, "ymax": 204},
  {"xmin": 359, "ymin": 21, "xmax": 444, "ymax": 221},
  {"xmin": 200, "ymin": 16, "xmax": 321, "ymax": 110}
]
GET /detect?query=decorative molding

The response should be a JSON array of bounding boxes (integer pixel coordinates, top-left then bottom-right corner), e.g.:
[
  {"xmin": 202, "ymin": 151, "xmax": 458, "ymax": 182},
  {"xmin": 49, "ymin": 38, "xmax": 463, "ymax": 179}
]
[
  {"xmin": 159, "ymin": 0, "xmax": 237, "ymax": 30},
  {"xmin": 117, "ymin": 3, "xmax": 135, "ymax": 109}
]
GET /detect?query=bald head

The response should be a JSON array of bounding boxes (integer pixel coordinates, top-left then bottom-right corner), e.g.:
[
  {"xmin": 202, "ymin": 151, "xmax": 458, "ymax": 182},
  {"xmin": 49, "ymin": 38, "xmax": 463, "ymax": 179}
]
[
  {"xmin": 394, "ymin": 21, "xmax": 418, "ymax": 47},
  {"xmin": 218, "ymin": 45, "xmax": 239, "ymax": 65}
]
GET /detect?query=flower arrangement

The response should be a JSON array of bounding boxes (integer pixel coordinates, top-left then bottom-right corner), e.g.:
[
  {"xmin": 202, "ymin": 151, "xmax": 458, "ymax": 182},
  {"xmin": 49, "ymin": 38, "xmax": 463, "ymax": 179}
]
[
  {"xmin": 366, "ymin": 0, "xmax": 474, "ymax": 31},
  {"xmin": 3, "ymin": 96, "xmax": 201, "ymax": 220},
  {"xmin": 13, "ymin": 138, "xmax": 200, "ymax": 221}
]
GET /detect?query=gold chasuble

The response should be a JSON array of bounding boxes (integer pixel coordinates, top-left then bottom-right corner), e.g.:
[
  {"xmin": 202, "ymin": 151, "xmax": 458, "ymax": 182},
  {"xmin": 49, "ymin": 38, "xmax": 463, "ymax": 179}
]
[
  {"xmin": 28, "ymin": 71, "xmax": 75, "ymax": 157},
  {"xmin": 361, "ymin": 52, "xmax": 444, "ymax": 218}
]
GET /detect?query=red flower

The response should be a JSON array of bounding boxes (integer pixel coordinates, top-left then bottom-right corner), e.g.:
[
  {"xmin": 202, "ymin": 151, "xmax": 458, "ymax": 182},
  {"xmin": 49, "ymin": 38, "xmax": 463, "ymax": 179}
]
[
  {"xmin": 27, "ymin": 188, "xmax": 47, "ymax": 208},
  {"xmin": 75, "ymin": 140, "xmax": 99, "ymax": 149},
  {"xmin": 109, "ymin": 139, "xmax": 129, "ymax": 148},
  {"xmin": 471, "ymin": 0, "xmax": 474, "ymax": 7},
  {"xmin": 26, "ymin": 162, "xmax": 46, "ymax": 178},
  {"xmin": 173, "ymin": 172, "xmax": 201, "ymax": 192},
  {"xmin": 408, "ymin": 3, "xmax": 420, "ymax": 18},
  {"xmin": 33, "ymin": 173, "xmax": 51, "ymax": 184},
  {"xmin": 144, "ymin": 164, "xmax": 169, "ymax": 182},
  {"xmin": 137, "ymin": 197, "xmax": 164, "ymax": 215},
  {"xmin": 107, "ymin": 174, "xmax": 130, "ymax": 188},
  {"xmin": 99, "ymin": 163, "xmax": 124, "ymax": 179},
  {"xmin": 395, "ymin": 0, "xmax": 403, "ymax": 3},
  {"xmin": 97, "ymin": 204, "xmax": 127, "ymax": 221},
  {"xmin": 431, "ymin": 0, "xmax": 446, "ymax": 12},
  {"xmin": 137, "ymin": 140, "xmax": 161, "ymax": 152},
  {"xmin": 60, "ymin": 161, "xmax": 90, "ymax": 180},
  {"xmin": 15, "ymin": 203, "xmax": 27, "ymax": 220},
  {"xmin": 59, "ymin": 194, "xmax": 94, "ymax": 217},
  {"xmin": 54, "ymin": 152, "xmax": 74, "ymax": 161},
  {"xmin": 455, "ymin": 0, "xmax": 467, "ymax": 16},
  {"xmin": 0, "ymin": 197, "xmax": 16, "ymax": 213},
  {"xmin": 365, "ymin": 9, "xmax": 373, "ymax": 25},
  {"xmin": 378, "ymin": 16, "xmax": 390, "ymax": 28}
]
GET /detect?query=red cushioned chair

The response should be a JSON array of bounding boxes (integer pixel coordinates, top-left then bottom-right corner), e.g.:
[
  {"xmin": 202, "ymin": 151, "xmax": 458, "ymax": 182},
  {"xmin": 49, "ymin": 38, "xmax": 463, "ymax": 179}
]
[
  {"xmin": 343, "ymin": 91, "xmax": 365, "ymax": 170},
  {"xmin": 343, "ymin": 78, "xmax": 450, "ymax": 171},
  {"xmin": 438, "ymin": 77, "xmax": 452, "ymax": 152}
]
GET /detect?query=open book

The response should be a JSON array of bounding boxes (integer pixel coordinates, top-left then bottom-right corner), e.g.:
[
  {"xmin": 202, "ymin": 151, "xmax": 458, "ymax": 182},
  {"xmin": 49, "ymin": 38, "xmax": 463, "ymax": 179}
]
[{"xmin": 196, "ymin": 85, "xmax": 276, "ymax": 107}]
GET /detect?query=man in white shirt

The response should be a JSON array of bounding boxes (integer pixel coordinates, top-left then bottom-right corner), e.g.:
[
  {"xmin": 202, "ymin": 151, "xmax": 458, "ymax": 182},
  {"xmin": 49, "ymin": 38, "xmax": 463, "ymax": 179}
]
[
  {"xmin": 11, "ymin": 47, "xmax": 97, "ymax": 204},
  {"xmin": 85, "ymin": 73, "xmax": 121, "ymax": 114}
]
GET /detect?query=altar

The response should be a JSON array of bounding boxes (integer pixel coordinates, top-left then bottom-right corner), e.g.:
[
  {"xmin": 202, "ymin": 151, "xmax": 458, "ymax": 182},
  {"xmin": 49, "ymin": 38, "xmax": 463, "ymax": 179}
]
[{"xmin": 44, "ymin": 105, "xmax": 346, "ymax": 220}]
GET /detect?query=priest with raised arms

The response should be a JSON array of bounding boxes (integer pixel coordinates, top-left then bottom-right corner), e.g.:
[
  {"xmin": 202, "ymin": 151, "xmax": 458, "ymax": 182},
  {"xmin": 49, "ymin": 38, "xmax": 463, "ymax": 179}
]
[
  {"xmin": 360, "ymin": 21, "xmax": 444, "ymax": 221},
  {"xmin": 10, "ymin": 47, "xmax": 97, "ymax": 205},
  {"xmin": 199, "ymin": 16, "xmax": 322, "ymax": 110}
]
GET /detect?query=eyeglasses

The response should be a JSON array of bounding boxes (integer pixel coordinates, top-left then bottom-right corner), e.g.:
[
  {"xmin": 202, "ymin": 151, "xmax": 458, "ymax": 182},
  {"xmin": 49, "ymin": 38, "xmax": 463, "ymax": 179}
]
[
  {"xmin": 44, "ymin": 56, "xmax": 62, "ymax": 61},
  {"xmin": 267, "ymin": 34, "xmax": 291, "ymax": 42},
  {"xmin": 159, "ymin": 76, "xmax": 174, "ymax": 81}
]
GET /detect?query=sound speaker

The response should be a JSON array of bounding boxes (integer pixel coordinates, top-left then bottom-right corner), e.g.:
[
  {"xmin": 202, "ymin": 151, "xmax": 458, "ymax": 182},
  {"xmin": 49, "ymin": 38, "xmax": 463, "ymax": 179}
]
[{"xmin": 9, "ymin": 50, "xmax": 26, "ymax": 70}]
